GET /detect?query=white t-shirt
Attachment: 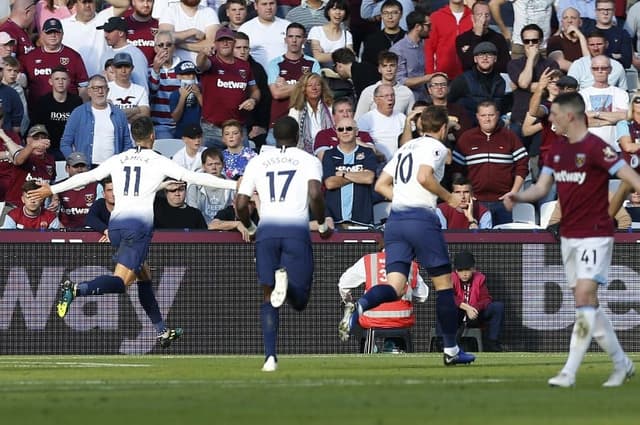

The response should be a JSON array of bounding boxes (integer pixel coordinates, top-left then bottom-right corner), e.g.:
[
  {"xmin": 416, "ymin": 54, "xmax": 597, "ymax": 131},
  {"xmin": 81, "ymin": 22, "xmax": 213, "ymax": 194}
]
[
  {"xmin": 159, "ymin": 4, "xmax": 220, "ymax": 62},
  {"xmin": 581, "ymin": 85, "xmax": 629, "ymax": 151},
  {"xmin": 238, "ymin": 17, "xmax": 290, "ymax": 70},
  {"xmin": 509, "ymin": 0, "xmax": 554, "ymax": 47},
  {"xmin": 382, "ymin": 136, "xmax": 449, "ymax": 211},
  {"xmin": 91, "ymin": 105, "xmax": 116, "ymax": 164},
  {"xmin": 102, "ymin": 44, "xmax": 150, "ymax": 90},
  {"xmin": 238, "ymin": 146, "xmax": 322, "ymax": 228},
  {"xmin": 51, "ymin": 147, "xmax": 236, "ymax": 230},
  {"xmin": 357, "ymin": 109, "xmax": 406, "ymax": 161},
  {"xmin": 61, "ymin": 8, "xmax": 113, "ymax": 76},
  {"xmin": 355, "ymin": 81, "xmax": 415, "ymax": 120},
  {"xmin": 172, "ymin": 146, "xmax": 206, "ymax": 171},
  {"xmin": 108, "ymin": 81, "xmax": 150, "ymax": 109},
  {"xmin": 307, "ymin": 25, "xmax": 353, "ymax": 66},
  {"xmin": 153, "ymin": 0, "xmax": 208, "ymax": 19}
]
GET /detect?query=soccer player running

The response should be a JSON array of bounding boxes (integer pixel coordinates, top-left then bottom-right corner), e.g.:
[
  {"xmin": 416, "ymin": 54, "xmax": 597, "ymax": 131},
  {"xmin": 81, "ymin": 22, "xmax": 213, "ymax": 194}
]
[
  {"xmin": 504, "ymin": 92, "xmax": 639, "ymax": 387},
  {"xmin": 235, "ymin": 116, "xmax": 331, "ymax": 372},
  {"xmin": 339, "ymin": 105, "xmax": 476, "ymax": 366},
  {"xmin": 28, "ymin": 117, "xmax": 237, "ymax": 348}
]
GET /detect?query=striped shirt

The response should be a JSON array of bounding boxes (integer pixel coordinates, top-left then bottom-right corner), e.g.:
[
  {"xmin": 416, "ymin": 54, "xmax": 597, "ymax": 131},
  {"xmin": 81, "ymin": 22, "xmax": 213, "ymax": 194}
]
[{"xmin": 148, "ymin": 56, "xmax": 182, "ymax": 128}]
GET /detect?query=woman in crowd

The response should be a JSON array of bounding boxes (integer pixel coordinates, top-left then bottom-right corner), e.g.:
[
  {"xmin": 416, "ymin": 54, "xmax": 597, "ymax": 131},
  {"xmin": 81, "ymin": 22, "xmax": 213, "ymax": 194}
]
[
  {"xmin": 308, "ymin": 0, "xmax": 353, "ymax": 67},
  {"xmin": 288, "ymin": 72, "xmax": 333, "ymax": 154}
]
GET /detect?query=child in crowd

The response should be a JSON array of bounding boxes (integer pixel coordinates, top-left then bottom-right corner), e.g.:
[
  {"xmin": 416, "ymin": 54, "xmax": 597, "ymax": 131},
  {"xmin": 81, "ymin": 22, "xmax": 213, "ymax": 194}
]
[
  {"xmin": 169, "ymin": 60, "xmax": 202, "ymax": 138},
  {"xmin": 172, "ymin": 123, "xmax": 206, "ymax": 170},
  {"xmin": 2, "ymin": 179, "xmax": 59, "ymax": 229},
  {"xmin": 1, "ymin": 56, "xmax": 28, "ymax": 135},
  {"xmin": 451, "ymin": 250, "xmax": 505, "ymax": 352},
  {"xmin": 186, "ymin": 147, "xmax": 234, "ymax": 226},
  {"xmin": 221, "ymin": 119, "xmax": 256, "ymax": 180}
]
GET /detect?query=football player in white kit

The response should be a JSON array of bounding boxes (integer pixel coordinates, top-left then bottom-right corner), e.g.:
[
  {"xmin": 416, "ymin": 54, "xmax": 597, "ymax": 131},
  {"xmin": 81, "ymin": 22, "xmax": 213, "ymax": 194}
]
[
  {"xmin": 236, "ymin": 116, "xmax": 330, "ymax": 372},
  {"xmin": 339, "ymin": 105, "xmax": 476, "ymax": 366},
  {"xmin": 28, "ymin": 117, "xmax": 237, "ymax": 348}
]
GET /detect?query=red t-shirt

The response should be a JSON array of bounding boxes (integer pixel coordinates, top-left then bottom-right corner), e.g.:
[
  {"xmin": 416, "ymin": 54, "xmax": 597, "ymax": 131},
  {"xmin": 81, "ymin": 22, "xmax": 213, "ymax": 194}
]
[
  {"xmin": 20, "ymin": 46, "xmax": 89, "ymax": 104},
  {"xmin": 200, "ymin": 55, "xmax": 255, "ymax": 126},
  {"xmin": 0, "ymin": 18, "xmax": 34, "ymax": 57},
  {"xmin": 58, "ymin": 181, "xmax": 98, "ymax": 228},
  {"xmin": 125, "ymin": 14, "xmax": 159, "ymax": 64},
  {"xmin": 7, "ymin": 207, "xmax": 57, "ymax": 229},
  {"xmin": 548, "ymin": 133, "xmax": 620, "ymax": 238},
  {"xmin": 5, "ymin": 152, "xmax": 56, "ymax": 207}
]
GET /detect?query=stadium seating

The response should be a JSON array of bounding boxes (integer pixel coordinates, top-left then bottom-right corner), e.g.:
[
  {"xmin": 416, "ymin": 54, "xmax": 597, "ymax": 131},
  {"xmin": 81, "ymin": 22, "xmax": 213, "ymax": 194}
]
[
  {"xmin": 373, "ymin": 201, "xmax": 391, "ymax": 225},
  {"xmin": 55, "ymin": 161, "xmax": 68, "ymax": 183},
  {"xmin": 512, "ymin": 202, "xmax": 536, "ymax": 224},
  {"xmin": 153, "ymin": 138, "xmax": 183, "ymax": 158},
  {"xmin": 362, "ymin": 327, "xmax": 413, "ymax": 354},
  {"xmin": 539, "ymin": 200, "xmax": 557, "ymax": 228}
]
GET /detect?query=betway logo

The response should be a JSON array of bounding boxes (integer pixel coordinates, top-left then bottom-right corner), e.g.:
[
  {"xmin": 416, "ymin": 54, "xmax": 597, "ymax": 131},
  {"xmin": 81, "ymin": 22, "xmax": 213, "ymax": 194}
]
[
  {"xmin": 130, "ymin": 39, "xmax": 154, "ymax": 47},
  {"xmin": 554, "ymin": 170, "xmax": 586, "ymax": 184},
  {"xmin": 34, "ymin": 68, "xmax": 52, "ymax": 76},
  {"xmin": 62, "ymin": 207, "xmax": 90, "ymax": 215},
  {"xmin": 0, "ymin": 265, "xmax": 186, "ymax": 354},
  {"xmin": 522, "ymin": 244, "xmax": 640, "ymax": 330},
  {"xmin": 217, "ymin": 80, "xmax": 247, "ymax": 89}
]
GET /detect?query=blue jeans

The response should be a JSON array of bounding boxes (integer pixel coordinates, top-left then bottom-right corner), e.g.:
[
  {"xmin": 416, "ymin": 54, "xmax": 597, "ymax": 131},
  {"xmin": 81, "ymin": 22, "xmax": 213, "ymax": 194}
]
[{"xmin": 480, "ymin": 201, "xmax": 513, "ymax": 226}]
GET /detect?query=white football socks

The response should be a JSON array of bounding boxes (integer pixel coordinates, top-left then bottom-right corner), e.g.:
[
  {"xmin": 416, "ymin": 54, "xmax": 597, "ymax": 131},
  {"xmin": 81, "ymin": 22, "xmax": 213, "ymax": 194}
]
[{"xmin": 561, "ymin": 306, "xmax": 596, "ymax": 377}]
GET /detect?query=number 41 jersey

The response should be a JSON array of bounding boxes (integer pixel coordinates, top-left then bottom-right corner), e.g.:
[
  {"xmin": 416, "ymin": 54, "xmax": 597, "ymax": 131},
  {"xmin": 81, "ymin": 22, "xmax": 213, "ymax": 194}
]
[
  {"xmin": 383, "ymin": 136, "xmax": 449, "ymax": 219},
  {"xmin": 239, "ymin": 146, "xmax": 322, "ymax": 240}
]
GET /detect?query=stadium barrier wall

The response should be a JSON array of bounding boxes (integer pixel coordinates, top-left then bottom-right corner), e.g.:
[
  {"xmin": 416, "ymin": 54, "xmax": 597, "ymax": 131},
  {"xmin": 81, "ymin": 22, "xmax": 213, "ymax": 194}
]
[{"xmin": 1, "ymin": 231, "xmax": 639, "ymax": 354}]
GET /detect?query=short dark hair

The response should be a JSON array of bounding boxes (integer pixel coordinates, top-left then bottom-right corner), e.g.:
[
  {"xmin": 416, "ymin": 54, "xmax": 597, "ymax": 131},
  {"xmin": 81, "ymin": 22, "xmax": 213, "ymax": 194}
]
[
  {"xmin": 332, "ymin": 47, "xmax": 356, "ymax": 65},
  {"xmin": 286, "ymin": 22, "xmax": 306, "ymax": 36},
  {"xmin": 412, "ymin": 100, "xmax": 429, "ymax": 109},
  {"xmin": 100, "ymin": 175, "xmax": 113, "ymax": 187},
  {"xmin": 406, "ymin": 10, "xmax": 427, "ymax": 31},
  {"xmin": 587, "ymin": 29, "xmax": 607, "ymax": 40},
  {"xmin": 51, "ymin": 65, "xmax": 69, "ymax": 75},
  {"xmin": 227, "ymin": 0, "xmax": 247, "ymax": 6},
  {"xmin": 22, "ymin": 180, "xmax": 40, "ymax": 193},
  {"xmin": 332, "ymin": 97, "xmax": 353, "ymax": 113},
  {"xmin": 104, "ymin": 58, "xmax": 113, "ymax": 70},
  {"xmin": 381, "ymin": 0, "xmax": 403, "ymax": 12},
  {"xmin": 221, "ymin": 119, "xmax": 243, "ymax": 132},
  {"xmin": 421, "ymin": 105, "xmax": 448, "ymax": 133},
  {"xmin": 553, "ymin": 91, "xmax": 586, "ymax": 118},
  {"xmin": 477, "ymin": 100, "xmax": 499, "ymax": 114},
  {"xmin": 201, "ymin": 147, "xmax": 224, "ymax": 164},
  {"xmin": 472, "ymin": 0, "xmax": 489, "ymax": 13},
  {"xmin": 324, "ymin": 0, "xmax": 350, "ymax": 21},
  {"xmin": 377, "ymin": 50, "xmax": 398, "ymax": 66},
  {"xmin": 520, "ymin": 23, "xmax": 543, "ymax": 41},
  {"xmin": 273, "ymin": 116, "xmax": 299, "ymax": 147},
  {"xmin": 130, "ymin": 116, "xmax": 154, "ymax": 142},
  {"xmin": 451, "ymin": 174, "xmax": 473, "ymax": 189},
  {"xmin": 234, "ymin": 31, "xmax": 250, "ymax": 42},
  {"xmin": 1, "ymin": 55, "xmax": 19, "ymax": 68}
]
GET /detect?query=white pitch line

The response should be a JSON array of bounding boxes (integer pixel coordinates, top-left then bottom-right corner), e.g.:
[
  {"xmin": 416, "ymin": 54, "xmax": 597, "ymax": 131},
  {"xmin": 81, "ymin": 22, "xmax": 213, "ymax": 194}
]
[{"xmin": 0, "ymin": 361, "xmax": 151, "ymax": 368}]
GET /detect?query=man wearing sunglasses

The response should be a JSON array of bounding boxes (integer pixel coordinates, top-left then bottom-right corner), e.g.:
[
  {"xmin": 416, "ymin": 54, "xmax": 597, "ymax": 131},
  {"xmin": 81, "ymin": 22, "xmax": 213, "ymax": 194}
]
[
  {"xmin": 507, "ymin": 23, "xmax": 559, "ymax": 154},
  {"xmin": 322, "ymin": 117, "xmax": 377, "ymax": 228},
  {"xmin": 580, "ymin": 54, "xmax": 628, "ymax": 152}
]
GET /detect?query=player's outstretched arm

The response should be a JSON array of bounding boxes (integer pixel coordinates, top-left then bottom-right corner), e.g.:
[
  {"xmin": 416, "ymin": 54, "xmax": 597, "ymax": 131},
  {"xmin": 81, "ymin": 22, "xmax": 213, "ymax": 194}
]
[
  {"xmin": 505, "ymin": 172, "xmax": 554, "ymax": 210},
  {"xmin": 374, "ymin": 171, "xmax": 394, "ymax": 201}
]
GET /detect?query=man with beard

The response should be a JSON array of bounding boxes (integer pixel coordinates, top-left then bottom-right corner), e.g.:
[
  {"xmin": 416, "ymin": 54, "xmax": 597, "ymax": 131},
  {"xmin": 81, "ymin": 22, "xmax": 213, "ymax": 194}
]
[{"xmin": 125, "ymin": 0, "xmax": 160, "ymax": 64}]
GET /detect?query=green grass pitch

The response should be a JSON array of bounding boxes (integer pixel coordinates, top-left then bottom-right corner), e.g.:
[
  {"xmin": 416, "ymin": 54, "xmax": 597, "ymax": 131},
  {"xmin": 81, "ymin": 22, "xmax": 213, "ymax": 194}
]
[{"xmin": 0, "ymin": 353, "xmax": 637, "ymax": 424}]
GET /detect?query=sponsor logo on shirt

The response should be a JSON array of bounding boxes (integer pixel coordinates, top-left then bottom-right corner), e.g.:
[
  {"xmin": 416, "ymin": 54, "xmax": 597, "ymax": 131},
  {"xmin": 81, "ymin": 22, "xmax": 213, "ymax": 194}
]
[
  {"xmin": 216, "ymin": 80, "xmax": 247, "ymax": 89},
  {"xmin": 554, "ymin": 170, "xmax": 586, "ymax": 184}
]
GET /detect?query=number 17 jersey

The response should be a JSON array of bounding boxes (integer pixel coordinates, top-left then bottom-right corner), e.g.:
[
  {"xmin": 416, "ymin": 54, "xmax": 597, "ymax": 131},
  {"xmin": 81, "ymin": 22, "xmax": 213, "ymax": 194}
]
[
  {"xmin": 383, "ymin": 136, "xmax": 449, "ymax": 219},
  {"xmin": 238, "ymin": 146, "xmax": 322, "ymax": 241}
]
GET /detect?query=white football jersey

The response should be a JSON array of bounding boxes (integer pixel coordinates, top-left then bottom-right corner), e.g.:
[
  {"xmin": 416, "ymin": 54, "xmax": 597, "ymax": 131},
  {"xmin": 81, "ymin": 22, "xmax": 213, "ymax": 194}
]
[
  {"xmin": 382, "ymin": 136, "xmax": 448, "ymax": 211},
  {"xmin": 238, "ymin": 146, "xmax": 322, "ymax": 228},
  {"xmin": 51, "ymin": 147, "xmax": 236, "ymax": 229}
]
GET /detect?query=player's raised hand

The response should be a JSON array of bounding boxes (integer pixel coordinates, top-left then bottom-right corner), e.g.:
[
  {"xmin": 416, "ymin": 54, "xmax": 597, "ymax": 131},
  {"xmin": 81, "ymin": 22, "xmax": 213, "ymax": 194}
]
[
  {"xmin": 27, "ymin": 181, "xmax": 52, "ymax": 203},
  {"xmin": 318, "ymin": 220, "xmax": 333, "ymax": 239}
]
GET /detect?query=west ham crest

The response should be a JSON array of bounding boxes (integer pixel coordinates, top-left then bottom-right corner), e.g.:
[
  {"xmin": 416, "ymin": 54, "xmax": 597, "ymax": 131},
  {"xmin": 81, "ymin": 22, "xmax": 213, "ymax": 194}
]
[
  {"xmin": 575, "ymin": 153, "xmax": 586, "ymax": 168},
  {"xmin": 60, "ymin": 57, "xmax": 69, "ymax": 66}
]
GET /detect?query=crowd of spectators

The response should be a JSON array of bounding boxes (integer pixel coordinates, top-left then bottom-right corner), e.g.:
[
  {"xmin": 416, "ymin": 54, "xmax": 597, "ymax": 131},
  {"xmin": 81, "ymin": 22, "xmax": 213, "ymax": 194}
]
[{"xmin": 3, "ymin": 0, "xmax": 640, "ymax": 234}]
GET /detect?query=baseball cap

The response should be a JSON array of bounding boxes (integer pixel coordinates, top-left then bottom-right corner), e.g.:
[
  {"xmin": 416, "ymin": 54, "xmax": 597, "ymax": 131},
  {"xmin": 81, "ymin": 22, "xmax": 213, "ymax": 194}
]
[
  {"xmin": 112, "ymin": 52, "xmax": 133, "ymax": 67},
  {"xmin": 473, "ymin": 41, "xmax": 498, "ymax": 56},
  {"xmin": 66, "ymin": 152, "xmax": 89, "ymax": 167},
  {"xmin": 97, "ymin": 17, "xmax": 127, "ymax": 32},
  {"xmin": 182, "ymin": 123, "xmax": 203, "ymax": 139},
  {"xmin": 215, "ymin": 27, "xmax": 235, "ymax": 41},
  {"xmin": 454, "ymin": 250, "xmax": 476, "ymax": 270},
  {"xmin": 0, "ymin": 32, "xmax": 15, "ymax": 45},
  {"xmin": 556, "ymin": 75, "xmax": 579, "ymax": 89},
  {"xmin": 175, "ymin": 60, "xmax": 197, "ymax": 75},
  {"xmin": 42, "ymin": 18, "xmax": 63, "ymax": 33},
  {"xmin": 27, "ymin": 124, "xmax": 49, "ymax": 137}
]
